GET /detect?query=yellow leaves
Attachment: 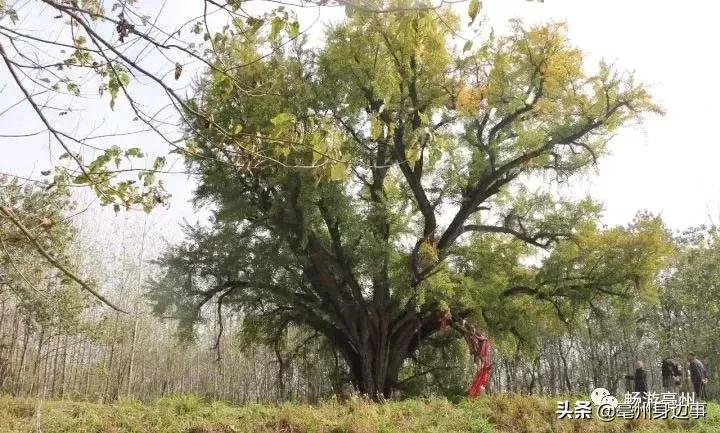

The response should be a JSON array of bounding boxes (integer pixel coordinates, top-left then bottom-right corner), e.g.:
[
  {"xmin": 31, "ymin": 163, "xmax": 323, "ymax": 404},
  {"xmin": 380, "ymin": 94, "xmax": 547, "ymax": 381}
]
[
  {"xmin": 370, "ymin": 116, "xmax": 385, "ymax": 140},
  {"xmin": 479, "ymin": 21, "xmax": 585, "ymax": 110},
  {"xmin": 323, "ymin": 3, "xmax": 453, "ymax": 114},
  {"xmin": 328, "ymin": 162, "xmax": 347, "ymax": 181},
  {"xmin": 270, "ymin": 112, "xmax": 296, "ymax": 127},
  {"xmin": 405, "ymin": 143, "xmax": 421, "ymax": 166},
  {"xmin": 427, "ymin": 135, "xmax": 449, "ymax": 166},
  {"xmin": 80, "ymin": 0, "xmax": 104, "ymax": 18},
  {"xmin": 415, "ymin": 239, "xmax": 454, "ymax": 298},
  {"xmin": 515, "ymin": 128, "xmax": 547, "ymax": 151},
  {"xmin": 456, "ymin": 85, "xmax": 485, "ymax": 114},
  {"xmin": 546, "ymin": 213, "xmax": 673, "ymax": 302},
  {"xmin": 509, "ymin": 22, "xmax": 583, "ymax": 96},
  {"xmin": 309, "ymin": 131, "xmax": 327, "ymax": 165},
  {"xmin": 463, "ymin": 19, "xmax": 659, "ymax": 169},
  {"xmin": 468, "ymin": 0, "xmax": 481, "ymax": 26},
  {"xmin": 404, "ymin": 126, "xmax": 433, "ymax": 165},
  {"xmin": 533, "ymin": 98, "xmax": 555, "ymax": 117},
  {"xmin": 310, "ymin": 128, "xmax": 348, "ymax": 182},
  {"xmin": 540, "ymin": 48, "xmax": 583, "ymax": 96},
  {"xmin": 418, "ymin": 239, "xmax": 440, "ymax": 268},
  {"xmin": 253, "ymin": 111, "xmax": 349, "ymax": 182}
]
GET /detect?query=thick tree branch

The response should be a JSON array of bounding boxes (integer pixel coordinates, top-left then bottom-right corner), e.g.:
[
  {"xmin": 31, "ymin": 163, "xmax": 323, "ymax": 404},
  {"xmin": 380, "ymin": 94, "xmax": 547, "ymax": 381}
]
[{"xmin": 461, "ymin": 224, "xmax": 564, "ymax": 248}]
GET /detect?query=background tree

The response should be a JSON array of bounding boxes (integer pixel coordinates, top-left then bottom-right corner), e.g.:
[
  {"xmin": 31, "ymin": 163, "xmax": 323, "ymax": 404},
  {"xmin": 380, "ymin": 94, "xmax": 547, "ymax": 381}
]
[
  {"xmin": 0, "ymin": 176, "xmax": 85, "ymax": 395},
  {"xmin": 654, "ymin": 227, "xmax": 720, "ymax": 391},
  {"xmin": 0, "ymin": 176, "xmax": 82, "ymax": 320},
  {"xmin": 149, "ymin": 4, "xmax": 667, "ymax": 399}
]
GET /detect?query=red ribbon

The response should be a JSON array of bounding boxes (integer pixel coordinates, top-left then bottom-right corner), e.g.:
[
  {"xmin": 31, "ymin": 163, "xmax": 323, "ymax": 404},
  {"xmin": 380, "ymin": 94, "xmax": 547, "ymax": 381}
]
[{"xmin": 468, "ymin": 337, "xmax": 492, "ymax": 398}]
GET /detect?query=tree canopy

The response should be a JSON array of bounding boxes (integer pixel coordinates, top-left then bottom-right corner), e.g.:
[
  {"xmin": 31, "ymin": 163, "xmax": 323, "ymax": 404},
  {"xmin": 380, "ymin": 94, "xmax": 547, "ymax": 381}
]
[{"xmin": 149, "ymin": 4, "xmax": 670, "ymax": 398}]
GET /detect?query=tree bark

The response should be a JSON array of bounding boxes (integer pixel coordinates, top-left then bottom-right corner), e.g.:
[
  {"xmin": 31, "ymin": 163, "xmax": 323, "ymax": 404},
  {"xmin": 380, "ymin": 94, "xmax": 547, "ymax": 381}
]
[{"xmin": 335, "ymin": 308, "xmax": 439, "ymax": 400}]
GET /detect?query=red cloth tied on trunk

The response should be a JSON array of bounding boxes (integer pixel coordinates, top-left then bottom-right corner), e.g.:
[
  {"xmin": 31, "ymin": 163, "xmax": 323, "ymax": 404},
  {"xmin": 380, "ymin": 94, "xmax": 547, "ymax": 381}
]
[
  {"xmin": 436, "ymin": 314, "xmax": 493, "ymax": 398},
  {"xmin": 467, "ymin": 334, "xmax": 492, "ymax": 398}
]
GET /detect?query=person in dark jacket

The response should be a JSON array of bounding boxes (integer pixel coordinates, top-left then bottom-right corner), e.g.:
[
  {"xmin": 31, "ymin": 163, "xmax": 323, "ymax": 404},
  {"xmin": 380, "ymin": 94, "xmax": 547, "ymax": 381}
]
[
  {"xmin": 625, "ymin": 360, "xmax": 648, "ymax": 396},
  {"xmin": 661, "ymin": 358, "xmax": 682, "ymax": 392},
  {"xmin": 687, "ymin": 352, "xmax": 708, "ymax": 400}
]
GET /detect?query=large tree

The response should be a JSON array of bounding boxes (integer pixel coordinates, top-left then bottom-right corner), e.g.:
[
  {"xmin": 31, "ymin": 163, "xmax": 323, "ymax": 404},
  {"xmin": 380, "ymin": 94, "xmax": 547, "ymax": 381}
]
[
  {"xmin": 150, "ymin": 4, "xmax": 669, "ymax": 398},
  {"xmin": 2, "ymin": 0, "xmax": 491, "ymax": 311}
]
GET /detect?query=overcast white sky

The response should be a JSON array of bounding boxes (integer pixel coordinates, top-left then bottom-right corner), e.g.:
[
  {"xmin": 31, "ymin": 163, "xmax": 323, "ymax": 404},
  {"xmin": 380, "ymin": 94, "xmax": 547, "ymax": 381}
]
[{"xmin": 2, "ymin": 0, "xmax": 719, "ymax": 241}]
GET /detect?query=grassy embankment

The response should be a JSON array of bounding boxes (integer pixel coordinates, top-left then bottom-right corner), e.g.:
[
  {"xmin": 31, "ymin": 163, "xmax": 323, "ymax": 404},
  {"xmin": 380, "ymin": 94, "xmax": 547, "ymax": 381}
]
[{"xmin": 1, "ymin": 393, "xmax": 719, "ymax": 433}]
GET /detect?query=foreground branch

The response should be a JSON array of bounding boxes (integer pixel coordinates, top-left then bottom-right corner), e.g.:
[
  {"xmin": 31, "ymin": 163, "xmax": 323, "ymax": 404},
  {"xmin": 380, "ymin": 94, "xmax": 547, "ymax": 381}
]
[{"xmin": 0, "ymin": 205, "xmax": 127, "ymax": 313}]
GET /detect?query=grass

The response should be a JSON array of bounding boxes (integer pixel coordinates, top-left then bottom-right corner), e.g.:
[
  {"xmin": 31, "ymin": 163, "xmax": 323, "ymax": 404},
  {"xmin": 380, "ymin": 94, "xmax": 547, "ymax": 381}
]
[{"xmin": 0, "ymin": 393, "xmax": 719, "ymax": 433}]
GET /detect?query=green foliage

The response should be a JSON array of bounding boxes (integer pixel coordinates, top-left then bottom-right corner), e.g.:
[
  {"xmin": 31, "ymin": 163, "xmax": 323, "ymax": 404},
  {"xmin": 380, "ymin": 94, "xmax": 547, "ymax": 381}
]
[
  {"xmin": 0, "ymin": 0, "xmax": 18, "ymax": 24},
  {"xmin": 0, "ymin": 0, "xmax": 182, "ymax": 214},
  {"xmin": 468, "ymin": 0, "xmax": 481, "ymax": 25},
  {"xmin": 152, "ymin": 1, "xmax": 665, "ymax": 396},
  {"xmin": 55, "ymin": 146, "xmax": 168, "ymax": 213},
  {"xmin": 105, "ymin": 66, "xmax": 131, "ymax": 110},
  {"xmin": 655, "ymin": 226, "xmax": 720, "ymax": 373}
]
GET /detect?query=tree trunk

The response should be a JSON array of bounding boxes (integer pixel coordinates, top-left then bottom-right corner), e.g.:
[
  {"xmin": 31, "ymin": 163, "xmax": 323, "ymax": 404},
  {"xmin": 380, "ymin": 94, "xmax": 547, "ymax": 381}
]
[
  {"xmin": 348, "ymin": 345, "xmax": 399, "ymax": 399},
  {"xmin": 339, "ymin": 309, "xmax": 434, "ymax": 400},
  {"xmin": 15, "ymin": 320, "xmax": 30, "ymax": 395},
  {"xmin": 125, "ymin": 317, "xmax": 138, "ymax": 396}
]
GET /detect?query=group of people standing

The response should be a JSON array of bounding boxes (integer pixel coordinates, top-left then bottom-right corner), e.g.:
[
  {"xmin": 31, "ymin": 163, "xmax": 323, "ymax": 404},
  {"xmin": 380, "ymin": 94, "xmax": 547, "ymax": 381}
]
[{"xmin": 625, "ymin": 352, "xmax": 709, "ymax": 400}]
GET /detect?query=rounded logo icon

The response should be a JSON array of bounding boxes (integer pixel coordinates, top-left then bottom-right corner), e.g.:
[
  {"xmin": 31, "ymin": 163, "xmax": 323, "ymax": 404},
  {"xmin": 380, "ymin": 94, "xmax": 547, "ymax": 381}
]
[
  {"xmin": 591, "ymin": 388, "xmax": 610, "ymax": 406},
  {"xmin": 600, "ymin": 395, "xmax": 618, "ymax": 408},
  {"xmin": 596, "ymin": 401, "xmax": 616, "ymax": 422}
]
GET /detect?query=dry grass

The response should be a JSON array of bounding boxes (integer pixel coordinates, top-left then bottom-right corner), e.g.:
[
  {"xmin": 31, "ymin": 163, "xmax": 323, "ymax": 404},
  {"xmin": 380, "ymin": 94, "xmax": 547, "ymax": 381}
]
[{"xmin": 0, "ymin": 393, "xmax": 717, "ymax": 433}]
